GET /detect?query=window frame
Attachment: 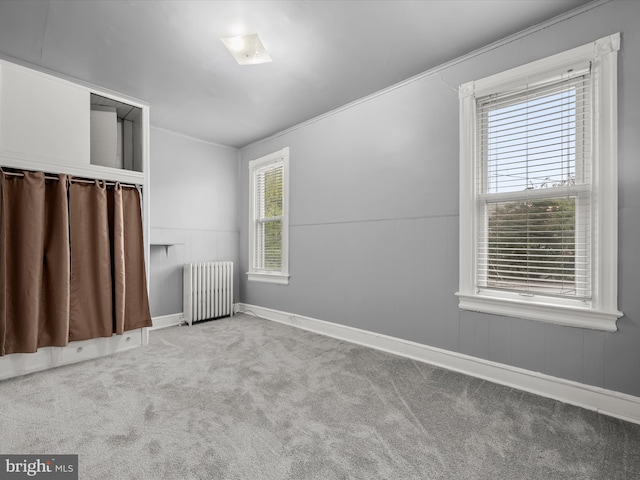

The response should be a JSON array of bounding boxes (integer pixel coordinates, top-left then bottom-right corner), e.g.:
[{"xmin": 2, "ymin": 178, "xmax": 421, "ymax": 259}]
[
  {"xmin": 457, "ymin": 33, "xmax": 622, "ymax": 331},
  {"xmin": 247, "ymin": 147, "xmax": 290, "ymax": 285}
]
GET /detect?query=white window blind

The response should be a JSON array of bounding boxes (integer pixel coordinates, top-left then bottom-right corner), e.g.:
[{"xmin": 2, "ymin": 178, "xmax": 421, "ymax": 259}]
[
  {"xmin": 476, "ymin": 66, "xmax": 592, "ymax": 299},
  {"xmin": 248, "ymin": 147, "xmax": 289, "ymax": 284},
  {"xmin": 254, "ymin": 161, "xmax": 283, "ymax": 272}
]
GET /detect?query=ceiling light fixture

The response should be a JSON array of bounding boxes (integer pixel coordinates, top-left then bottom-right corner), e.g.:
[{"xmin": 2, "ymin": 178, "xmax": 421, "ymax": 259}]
[{"xmin": 221, "ymin": 33, "xmax": 272, "ymax": 65}]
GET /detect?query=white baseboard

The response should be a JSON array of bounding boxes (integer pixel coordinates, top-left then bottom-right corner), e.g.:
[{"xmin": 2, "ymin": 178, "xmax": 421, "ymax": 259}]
[
  {"xmin": 235, "ymin": 303, "xmax": 640, "ymax": 425},
  {"xmin": 150, "ymin": 313, "xmax": 183, "ymax": 330}
]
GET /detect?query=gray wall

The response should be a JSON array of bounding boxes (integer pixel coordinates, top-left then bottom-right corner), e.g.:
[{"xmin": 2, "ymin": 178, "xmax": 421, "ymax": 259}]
[
  {"xmin": 149, "ymin": 128, "xmax": 239, "ymax": 317},
  {"xmin": 239, "ymin": 0, "xmax": 640, "ymax": 397}
]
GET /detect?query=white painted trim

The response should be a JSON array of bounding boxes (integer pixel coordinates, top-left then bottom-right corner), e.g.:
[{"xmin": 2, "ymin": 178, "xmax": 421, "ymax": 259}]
[
  {"xmin": 247, "ymin": 147, "xmax": 290, "ymax": 281},
  {"xmin": 248, "ymin": 147, "xmax": 289, "ymax": 169},
  {"xmin": 235, "ymin": 303, "xmax": 640, "ymax": 425},
  {"xmin": 593, "ymin": 32, "xmax": 620, "ymax": 319},
  {"xmin": 457, "ymin": 33, "xmax": 622, "ymax": 331},
  {"xmin": 456, "ymin": 293, "xmax": 619, "ymax": 332},
  {"xmin": 149, "ymin": 126, "xmax": 239, "ymax": 151},
  {"xmin": 0, "ymin": 155, "xmax": 145, "ymax": 185},
  {"xmin": 247, "ymin": 272, "xmax": 290, "ymax": 285},
  {"xmin": 458, "ymin": 86, "xmax": 476, "ymax": 299},
  {"xmin": 150, "ymin": 313, "xmax": 184, "ymax": 330}
]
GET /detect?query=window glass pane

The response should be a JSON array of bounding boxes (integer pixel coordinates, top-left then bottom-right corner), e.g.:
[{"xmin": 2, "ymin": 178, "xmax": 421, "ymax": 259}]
[
  {"xmin": 256, "ymin": 220, "xmax": 282, "ymax": 270},
  {"xmin": 482, "ymin": 85, "xmax": 584, "ymax": 194},
  {"xmin": 476, "ymin": 76, "xmax": 591, "ymax": 300},
  {"xmin": 263, "ymin": 167, "xmax": 282, "ymax": 218},
  {"xmin": 481, "ymin": 197, "xmax": 586, "ymax": 297},
  {"xmin": 256, "ymin": 165, "xmax": 283, "ymax": 220},
  {"xmin": 254, "ymin": 163, "xmax": 283, "ymax": 271}
]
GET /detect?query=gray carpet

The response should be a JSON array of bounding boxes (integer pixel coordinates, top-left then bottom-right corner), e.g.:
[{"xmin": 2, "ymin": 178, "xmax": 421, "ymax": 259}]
[{"xmin": 0, "ymin": 314, "xmax": 638, "ymax": 479}]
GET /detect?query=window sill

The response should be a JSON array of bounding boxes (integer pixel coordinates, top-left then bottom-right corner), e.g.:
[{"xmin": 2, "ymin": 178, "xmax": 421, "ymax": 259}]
[
  {"xmin": 456, "ymin": 292, "xmax": 622, "ymax": 332},
  {"xmin": 247, "ymin": 272, "xmax": 289, "ymax": 285}
]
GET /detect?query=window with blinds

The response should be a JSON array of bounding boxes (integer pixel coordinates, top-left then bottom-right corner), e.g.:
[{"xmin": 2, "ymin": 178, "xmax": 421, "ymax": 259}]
[
  {"xmin": 457, "ymin": 34, "xmax": 621, "ymax": 331},
  {"xmin": 248, "ymin": 147, "xmax": 290, "ymax": 284},
  {"xmin": 476, "ymin": 68, "xmax": 591, "ymax": 299},
  {"xmin": 254, "ymin": 161, "xmax": 283, "ymax": 271}
]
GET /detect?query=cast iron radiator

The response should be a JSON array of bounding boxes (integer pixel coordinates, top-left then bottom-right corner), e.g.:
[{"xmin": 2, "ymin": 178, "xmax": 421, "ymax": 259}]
[{"xmin": 183, "ymin": 261, "xmax": 234, "ymax": 325}]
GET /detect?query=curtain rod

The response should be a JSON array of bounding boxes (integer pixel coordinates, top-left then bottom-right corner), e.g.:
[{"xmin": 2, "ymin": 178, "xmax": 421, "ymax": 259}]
[{"xmin": 2, "ymin": 170, "xmax": 141, "ymax": 189}]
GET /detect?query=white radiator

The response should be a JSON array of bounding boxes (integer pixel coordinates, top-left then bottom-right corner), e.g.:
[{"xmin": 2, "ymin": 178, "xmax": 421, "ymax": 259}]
[{"xmin": 183, "ymin": 261, "xmax": 234, "ymax": 326}]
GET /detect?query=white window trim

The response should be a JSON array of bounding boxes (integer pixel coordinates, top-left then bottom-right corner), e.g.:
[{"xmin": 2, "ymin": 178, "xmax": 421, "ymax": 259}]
[
  {"xmin": 247, "ymin": 147, "xmax": 290, "ymax": 285},
  {"xmin": 457, "ymin": 33, "xmax": 622, "ymax": 332}
]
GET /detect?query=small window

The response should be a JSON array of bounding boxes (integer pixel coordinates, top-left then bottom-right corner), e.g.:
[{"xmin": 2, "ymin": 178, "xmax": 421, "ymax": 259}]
[
  {"xmin": 248, "ymin": 147, "xmax": 289, "ymax": 284},
  {"xmin": 457, "ymin": 34, "xmax": 622, "ymax": 331}
]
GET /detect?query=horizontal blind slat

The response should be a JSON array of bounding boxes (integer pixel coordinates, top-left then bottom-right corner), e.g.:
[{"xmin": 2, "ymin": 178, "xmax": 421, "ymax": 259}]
[{"xmin": 475, "ymin": 71, "xmax": 592, "ymax": 299}]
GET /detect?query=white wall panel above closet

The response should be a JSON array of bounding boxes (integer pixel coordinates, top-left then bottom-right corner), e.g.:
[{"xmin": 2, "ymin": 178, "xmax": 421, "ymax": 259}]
[{"xmin": 0, "ymin": 61, "xmax": 89, "ymax": 167}]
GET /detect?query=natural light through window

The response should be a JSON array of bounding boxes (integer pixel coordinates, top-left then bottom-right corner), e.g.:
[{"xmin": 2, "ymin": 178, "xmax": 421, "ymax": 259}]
[
  {"xmin": 457, "ymin": 34, "xmax": 621, "ymax": 331},
  {"xmin": 484, "ymin": 89, "xmax": 578, "ymax": 194},
  {"xmin": 248, "ymin": 147, "xmax": 290, "ymax": 284},
  {"xmin": 255, "ymin": 164, "xmax": 283, "ymax": 271},
  {"xmin": 478, "ymin": 79, "xmax": 590, "ymax": 299}
]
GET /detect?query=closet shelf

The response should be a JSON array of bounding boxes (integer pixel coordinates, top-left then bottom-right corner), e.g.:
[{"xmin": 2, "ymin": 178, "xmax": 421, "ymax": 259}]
[{"xmin": 150, "ymin": 242, "xmax": 184, "ymax": 256}]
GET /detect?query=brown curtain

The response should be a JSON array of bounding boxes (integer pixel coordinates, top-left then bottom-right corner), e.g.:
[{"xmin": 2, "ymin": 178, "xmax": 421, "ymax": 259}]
[
  {"xmin": 121, "ymin": 186, "xmax": 152, "ymax": 331},
  {"xmin": 0, "ymin": 171, "xmax": 70, "ymax": 355},
  {"xmin": 69, "ymin": 180, "xmax": 113, "ymax": 341},
  {"xmin": 67, "ymin": 179, "xmax": 152, "ymax": 337},
  {"xmin": 40, "ymin": 174, "xmax": 71, "ymax": 348},
  {"xmin": 1, "ymin": 171, "xmax": 151, "ymax": 355},
  {"xmin": 108, "ymin": 183, "xmax": 126, "ymax": 335}
]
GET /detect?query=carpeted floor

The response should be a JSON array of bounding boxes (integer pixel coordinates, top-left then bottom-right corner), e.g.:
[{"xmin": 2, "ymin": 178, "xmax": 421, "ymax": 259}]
[{"xmin": 0, "ymin": 314, "xmax": 639, "ymax": 479}]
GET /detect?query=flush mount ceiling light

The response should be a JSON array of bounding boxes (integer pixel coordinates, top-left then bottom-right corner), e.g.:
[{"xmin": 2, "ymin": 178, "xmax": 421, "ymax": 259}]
[{"xmin": 221, "ymin": 33, "xmax": 272, "ymax": 65}]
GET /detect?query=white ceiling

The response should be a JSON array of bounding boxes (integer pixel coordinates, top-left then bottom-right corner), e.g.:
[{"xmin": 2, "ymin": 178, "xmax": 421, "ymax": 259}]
[{"xmin": 0, "ymin": 0, "xmax": 593, "ymax": 148}]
